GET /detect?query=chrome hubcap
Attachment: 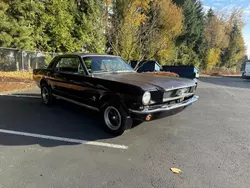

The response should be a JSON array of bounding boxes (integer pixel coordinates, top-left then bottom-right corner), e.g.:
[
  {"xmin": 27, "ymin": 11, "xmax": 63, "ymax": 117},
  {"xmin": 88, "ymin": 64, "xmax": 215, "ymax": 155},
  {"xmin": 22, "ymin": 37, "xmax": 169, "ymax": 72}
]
[
  {"xmin": 104, "ymin": 106, "xmax": 121, "ymax": 131},
  {"xmin": 42, "ymin": 87, "xmax": 49, "ymax": 103}
]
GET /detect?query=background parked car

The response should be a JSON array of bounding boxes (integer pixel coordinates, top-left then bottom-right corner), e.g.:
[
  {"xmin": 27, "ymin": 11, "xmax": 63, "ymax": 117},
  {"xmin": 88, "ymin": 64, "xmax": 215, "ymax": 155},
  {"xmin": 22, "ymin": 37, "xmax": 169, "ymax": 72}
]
[
  {"xmin": 241, "ymin": 61, "xmax": 250, "ymax": 79},
  {"xmin": 130, "ymin": 60, "xmax": 199, "ymax": 85}
]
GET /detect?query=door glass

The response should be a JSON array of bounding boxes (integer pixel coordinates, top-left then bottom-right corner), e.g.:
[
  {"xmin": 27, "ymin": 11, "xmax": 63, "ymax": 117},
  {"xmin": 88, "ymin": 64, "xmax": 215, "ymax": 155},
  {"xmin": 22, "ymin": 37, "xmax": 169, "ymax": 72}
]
[{"xmin": 55, "ymin": 57, "xmax": 83, "ymax": 74}]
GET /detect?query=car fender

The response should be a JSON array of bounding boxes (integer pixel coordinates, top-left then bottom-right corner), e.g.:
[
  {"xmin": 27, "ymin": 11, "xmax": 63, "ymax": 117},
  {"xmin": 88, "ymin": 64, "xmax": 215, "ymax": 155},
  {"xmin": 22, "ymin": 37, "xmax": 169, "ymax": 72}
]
[{"xmin": 99, "ymin": 93, "xmax": 130, "ymax": 113}]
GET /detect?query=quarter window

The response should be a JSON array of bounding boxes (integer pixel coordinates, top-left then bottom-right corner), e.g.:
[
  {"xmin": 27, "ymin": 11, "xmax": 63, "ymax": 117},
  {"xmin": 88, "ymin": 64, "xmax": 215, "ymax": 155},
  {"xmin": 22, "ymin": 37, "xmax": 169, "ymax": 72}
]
[{"xmin": 55, "ymin": 57, "xmax": 83, "ymax": 74}]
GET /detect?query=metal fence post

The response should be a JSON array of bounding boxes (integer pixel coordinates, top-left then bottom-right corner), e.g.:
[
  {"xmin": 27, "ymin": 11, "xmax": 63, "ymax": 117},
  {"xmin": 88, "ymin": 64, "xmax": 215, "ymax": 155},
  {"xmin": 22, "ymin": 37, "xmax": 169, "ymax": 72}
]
[
  {"xmin": 21, "ymin": 50, "xmax": 24, "ymax": 72},
  {"xmin": 0, "ymin": 47, "xmax": 59, "ymax": 71},
  {"xmin": 15, "ymin": 51, "xmax": 19, "ymax": 71},
  {"xmin": 28, "ymin": 53, "xmax": 31, "ymax": 71}
]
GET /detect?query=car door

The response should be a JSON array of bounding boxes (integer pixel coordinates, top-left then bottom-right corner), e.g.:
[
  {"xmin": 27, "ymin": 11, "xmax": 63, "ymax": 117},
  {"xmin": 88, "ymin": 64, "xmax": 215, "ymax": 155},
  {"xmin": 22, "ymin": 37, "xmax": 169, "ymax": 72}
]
[
  {"xmin": 50, "ymin": 56, "xmax": 85, "ymax": 99},
  {"xmin": 79, "ymin": 57, "xmax": 105, "ymax": 108},
  {"xmin": 51, "ymin": 55, "xmax": 99, "ymax": 107}
]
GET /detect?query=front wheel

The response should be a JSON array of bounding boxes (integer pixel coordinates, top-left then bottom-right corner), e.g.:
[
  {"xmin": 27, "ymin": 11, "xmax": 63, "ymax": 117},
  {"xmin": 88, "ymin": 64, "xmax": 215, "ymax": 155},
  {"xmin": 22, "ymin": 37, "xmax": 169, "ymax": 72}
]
[{"xmin": 101, "ymin": 101, "xmax": 132, "ymax": 136}]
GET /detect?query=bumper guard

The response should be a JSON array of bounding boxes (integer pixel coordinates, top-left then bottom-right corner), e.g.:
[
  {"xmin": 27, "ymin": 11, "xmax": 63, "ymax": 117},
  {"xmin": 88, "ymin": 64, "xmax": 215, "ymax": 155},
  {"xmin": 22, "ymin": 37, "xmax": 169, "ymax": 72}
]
[{"xmin": 130, "ymin": 95, "xmax": 199, "ymax": 114}]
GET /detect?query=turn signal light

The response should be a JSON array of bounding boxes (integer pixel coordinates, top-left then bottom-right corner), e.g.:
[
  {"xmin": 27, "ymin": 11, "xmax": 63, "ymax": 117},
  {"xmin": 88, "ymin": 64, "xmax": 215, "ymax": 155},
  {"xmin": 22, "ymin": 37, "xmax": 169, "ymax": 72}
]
[{"xmin": 146, "ymin": 114, "xmax": 152, "ymax": 121}]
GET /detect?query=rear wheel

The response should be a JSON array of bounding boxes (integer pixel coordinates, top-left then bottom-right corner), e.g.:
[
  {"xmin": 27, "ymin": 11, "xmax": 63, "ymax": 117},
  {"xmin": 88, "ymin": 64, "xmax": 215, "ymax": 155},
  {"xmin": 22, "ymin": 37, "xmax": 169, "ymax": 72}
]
[
  {"xmin": 41, "ymin": 83, "xmax": 54, "ymax": 105},
  {"xmin": 101, "ymin": 101, "xmax": 132, "ymax": 136}
]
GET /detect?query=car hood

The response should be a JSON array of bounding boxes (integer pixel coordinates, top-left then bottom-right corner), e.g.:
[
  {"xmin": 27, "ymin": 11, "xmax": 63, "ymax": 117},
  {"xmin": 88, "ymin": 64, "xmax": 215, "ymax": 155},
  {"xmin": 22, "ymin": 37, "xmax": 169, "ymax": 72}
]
[{"xmin": 94, "ymin": 72, "xmax": 195, "ymax": 91}]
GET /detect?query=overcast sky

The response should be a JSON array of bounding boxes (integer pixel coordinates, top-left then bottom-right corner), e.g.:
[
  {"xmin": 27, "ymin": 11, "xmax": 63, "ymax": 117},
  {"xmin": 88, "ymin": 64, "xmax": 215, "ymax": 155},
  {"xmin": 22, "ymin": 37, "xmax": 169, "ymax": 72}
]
[{"xmin": 201, "ymin": 0, "xmax": 250, "ymax": 57}]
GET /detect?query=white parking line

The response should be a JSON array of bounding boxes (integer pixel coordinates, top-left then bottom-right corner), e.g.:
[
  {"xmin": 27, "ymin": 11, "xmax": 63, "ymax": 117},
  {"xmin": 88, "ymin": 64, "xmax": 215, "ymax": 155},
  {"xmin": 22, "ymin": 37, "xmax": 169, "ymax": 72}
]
[
  {"xmin": 0, "ymin": 129, "xmax": 128, "ymax": 150},
  {"xmin": 0, "ymin": 94, "xmax": 41, "ymax": 98}
]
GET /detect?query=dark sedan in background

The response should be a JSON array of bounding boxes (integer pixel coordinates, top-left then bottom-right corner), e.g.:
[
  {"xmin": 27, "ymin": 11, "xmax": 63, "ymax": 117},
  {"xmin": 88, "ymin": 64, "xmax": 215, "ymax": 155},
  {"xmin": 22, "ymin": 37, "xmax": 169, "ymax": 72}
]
[
  {"xmin": 33, "ymin": 53, "xmax": 199, "ymax": 135},
  {"xmin": 130, "ymin": 60, "xmax": 199, "ymax": 85}
]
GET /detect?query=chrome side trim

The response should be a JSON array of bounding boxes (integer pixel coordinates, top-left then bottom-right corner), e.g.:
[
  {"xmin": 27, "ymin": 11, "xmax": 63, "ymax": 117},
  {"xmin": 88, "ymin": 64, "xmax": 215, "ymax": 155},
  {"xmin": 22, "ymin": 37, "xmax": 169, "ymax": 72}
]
[
  {"xmin": 53, "ymin": 94, "xmax": 99, "ymax": 112},
  {"xmin": 130, "ymin": 96, "xmax": 199, "ymax": 114},
  {"xmin": 165, "ymin": 85, "xmax": 196, "ymax": 92},
  {"xmin": 163, "ymin": 93, "xmax": 194, "ymax": 102}
]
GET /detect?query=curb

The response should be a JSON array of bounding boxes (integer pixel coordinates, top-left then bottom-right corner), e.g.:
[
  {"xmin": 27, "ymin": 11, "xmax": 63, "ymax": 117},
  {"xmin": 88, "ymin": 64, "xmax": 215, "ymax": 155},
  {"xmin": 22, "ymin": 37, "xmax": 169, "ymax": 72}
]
[
  {"xmin": 200, "ymin": 75, "xmax": 241, "ymax": 77},
  {"xmin": 0, "ymin": 85, "xmax": 38, "ymax": 96}
]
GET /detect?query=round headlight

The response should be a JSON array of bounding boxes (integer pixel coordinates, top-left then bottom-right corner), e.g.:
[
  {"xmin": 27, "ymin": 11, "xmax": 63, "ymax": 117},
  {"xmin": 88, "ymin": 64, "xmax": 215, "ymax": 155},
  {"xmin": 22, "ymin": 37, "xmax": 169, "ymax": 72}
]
[{"xmin": 142, "ymin": 91, "xmax": 151, "ymax": 105}]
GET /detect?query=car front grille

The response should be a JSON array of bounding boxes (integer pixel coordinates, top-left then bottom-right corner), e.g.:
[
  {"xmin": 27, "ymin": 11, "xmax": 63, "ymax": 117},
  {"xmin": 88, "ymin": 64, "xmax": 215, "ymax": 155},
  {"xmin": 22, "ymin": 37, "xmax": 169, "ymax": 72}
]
[
  {"xmin": 162, "ymin": 86, "xmax": 196, "ymax": 103},
  {"xmin": 148, "ymin": 94, "xmax": 194, "ymax": 110}
]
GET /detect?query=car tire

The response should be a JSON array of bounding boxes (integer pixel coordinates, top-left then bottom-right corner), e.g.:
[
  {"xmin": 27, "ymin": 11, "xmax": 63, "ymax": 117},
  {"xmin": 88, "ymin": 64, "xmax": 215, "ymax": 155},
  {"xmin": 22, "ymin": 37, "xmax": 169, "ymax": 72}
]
[
  {"xmin": 41, "ymin": 83, "xmax": 54, "ymax": 105},
  {"xmin": 101, "ymin": 101, "xmax": 132, "ymax": 136}
]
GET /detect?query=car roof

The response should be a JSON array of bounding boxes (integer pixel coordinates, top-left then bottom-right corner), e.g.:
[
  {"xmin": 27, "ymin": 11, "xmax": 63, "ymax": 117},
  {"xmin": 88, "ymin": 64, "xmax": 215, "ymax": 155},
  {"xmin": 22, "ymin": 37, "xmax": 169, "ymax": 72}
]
[{"xmin": 57, "ymin": 53, "xmax": 118, "ymax": 58}]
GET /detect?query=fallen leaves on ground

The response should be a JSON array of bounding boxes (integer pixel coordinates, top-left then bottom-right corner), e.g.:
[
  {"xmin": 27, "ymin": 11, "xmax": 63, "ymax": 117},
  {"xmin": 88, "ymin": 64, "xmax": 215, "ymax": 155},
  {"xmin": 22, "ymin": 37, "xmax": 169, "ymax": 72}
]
[
  {"xmin": 143, "ymin": 71, "xmax": 179, "ymax": 77},
  {"xmin": 0, "ymin": 71, "xmax": 33, "ymax": 80},
  {"xmin": 0, "ymin": 82, "xmax": 34, "ymax": 93},
  {"xmin": 202, "ymin": 71, "xmax": 240, "ymax": 76},
  {"xmin": 0, "ymin": 71, "xmax": 35, "ymax": 93},
  {"xmin": 170, "ymin": 168, "xmax": 182, "ymax": 174}
]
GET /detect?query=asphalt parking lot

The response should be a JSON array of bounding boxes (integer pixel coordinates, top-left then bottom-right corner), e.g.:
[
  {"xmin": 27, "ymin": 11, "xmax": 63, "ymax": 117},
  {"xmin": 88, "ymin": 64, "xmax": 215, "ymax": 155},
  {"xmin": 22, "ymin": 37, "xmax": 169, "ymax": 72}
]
[{"xmin": 0, "ymin": 76, "xmax": 250, "ymax": 188}]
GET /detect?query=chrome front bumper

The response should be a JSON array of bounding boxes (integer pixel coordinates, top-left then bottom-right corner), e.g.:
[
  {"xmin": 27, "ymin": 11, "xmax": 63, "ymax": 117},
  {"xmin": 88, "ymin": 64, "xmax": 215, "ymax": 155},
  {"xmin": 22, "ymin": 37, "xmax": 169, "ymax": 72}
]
[{"xmin": 130, "ymin": 96, "xmax": 199, "ymax": 114}]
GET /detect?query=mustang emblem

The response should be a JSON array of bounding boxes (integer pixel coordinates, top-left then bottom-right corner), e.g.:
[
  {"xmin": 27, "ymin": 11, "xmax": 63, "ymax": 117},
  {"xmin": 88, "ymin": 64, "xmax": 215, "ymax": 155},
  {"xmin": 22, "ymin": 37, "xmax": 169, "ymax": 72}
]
[{"xmin": 176, "ymin": 88, "xmax": 188, "ymax": 96}]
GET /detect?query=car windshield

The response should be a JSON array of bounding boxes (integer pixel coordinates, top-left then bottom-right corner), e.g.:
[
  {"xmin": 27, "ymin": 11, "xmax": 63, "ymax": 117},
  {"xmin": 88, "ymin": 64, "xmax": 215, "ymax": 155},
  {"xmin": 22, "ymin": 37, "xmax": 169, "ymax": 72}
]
[{"xmin": 83, "ymin": 56, "xmax": 135, "ymax": 74}]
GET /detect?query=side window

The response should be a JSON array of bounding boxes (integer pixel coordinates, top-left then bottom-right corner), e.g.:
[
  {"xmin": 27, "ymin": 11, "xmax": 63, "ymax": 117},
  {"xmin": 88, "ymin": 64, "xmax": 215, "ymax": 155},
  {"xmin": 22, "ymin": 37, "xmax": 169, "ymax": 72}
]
[
  {"xmin": 55, "ymin": 57, "xmax": 84, "ymax": 74},
  {"xmin": 84, "ymin": 59, "xmax": 92, "ymax": 71}
]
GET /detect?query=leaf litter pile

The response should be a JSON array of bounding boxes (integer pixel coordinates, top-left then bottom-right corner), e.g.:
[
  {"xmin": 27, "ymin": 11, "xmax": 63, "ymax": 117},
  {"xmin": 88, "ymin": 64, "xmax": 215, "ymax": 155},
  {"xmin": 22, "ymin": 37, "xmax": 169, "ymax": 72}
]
[{"xmin": 0, "ymin": 72, "xmax": 35, "ymax": 93}]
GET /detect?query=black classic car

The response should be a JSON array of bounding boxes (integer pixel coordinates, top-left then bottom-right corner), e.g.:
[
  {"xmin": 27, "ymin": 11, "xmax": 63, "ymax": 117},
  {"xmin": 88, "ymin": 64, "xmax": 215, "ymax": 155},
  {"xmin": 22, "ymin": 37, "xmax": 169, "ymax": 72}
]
[{"xmin": 33, "ymin": 53, "xmax": 199, "ymax": 135}]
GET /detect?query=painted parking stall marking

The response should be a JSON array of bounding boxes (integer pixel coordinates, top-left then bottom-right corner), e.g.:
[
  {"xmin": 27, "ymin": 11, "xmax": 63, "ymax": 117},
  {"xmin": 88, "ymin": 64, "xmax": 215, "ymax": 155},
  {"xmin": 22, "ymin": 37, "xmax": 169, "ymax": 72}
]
[{"xmin": 0, "ymin": 129, "xmax": 128, "ymax": 150}]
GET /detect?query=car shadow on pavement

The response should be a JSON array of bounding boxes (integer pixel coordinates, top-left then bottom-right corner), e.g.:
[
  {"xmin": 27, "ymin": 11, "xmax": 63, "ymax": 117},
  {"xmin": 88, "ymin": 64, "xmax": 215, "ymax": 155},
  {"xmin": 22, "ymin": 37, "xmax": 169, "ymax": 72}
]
[
  {"xmin": 199, "ymin": 76, "xmax": 250, "ymax": 89},
  {"xmin": 0, "ymin": 96, "xmax": 115, "ymax": 147}
]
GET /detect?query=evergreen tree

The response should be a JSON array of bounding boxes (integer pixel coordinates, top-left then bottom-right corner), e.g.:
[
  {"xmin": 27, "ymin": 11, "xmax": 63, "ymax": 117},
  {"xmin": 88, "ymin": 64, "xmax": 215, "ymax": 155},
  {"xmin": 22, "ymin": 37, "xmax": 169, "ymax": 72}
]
[
  {"xmin": 223, "ymin": 23, "xmax": 246, "ymax": 68},
  {"xmin": 0, "ymin": 1, "xmax": 12, "ymax": 47},
  {"xmin": 73, "ymin": 0, "xmax": 106, "ymax": 53},
  {"xmin": 38, "ymin": 0, "xmax": 76, "ymax": 52},
  {"xmin": 0, "ymin": 0, "xmax": 106, "ymax": 53},
  {"xmin": 174, "ymin": 0, "xmax": 205, "ymax": 66},
  {"xmin": 0, "ymin": 0, "xmax": 34, "ymax": 49},
  {"xmin": 206, "ymin": 8, "xmax": 214, "ymax": 21}
]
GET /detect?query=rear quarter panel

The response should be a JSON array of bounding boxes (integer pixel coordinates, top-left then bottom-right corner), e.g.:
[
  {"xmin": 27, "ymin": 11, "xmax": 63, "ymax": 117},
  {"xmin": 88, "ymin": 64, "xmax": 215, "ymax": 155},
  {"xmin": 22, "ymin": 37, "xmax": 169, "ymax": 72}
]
[{"xmin": 33, "ymin": 69, "xmax": 49, "ymax": 87}]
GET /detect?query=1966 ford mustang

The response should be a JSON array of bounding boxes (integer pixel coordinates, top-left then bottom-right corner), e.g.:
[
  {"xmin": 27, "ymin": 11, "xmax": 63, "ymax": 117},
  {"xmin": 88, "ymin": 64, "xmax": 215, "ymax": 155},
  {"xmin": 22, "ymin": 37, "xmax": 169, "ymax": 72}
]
[{"xmin": 33, "ymin": 53, "xmax": 199, "ymax": 135}]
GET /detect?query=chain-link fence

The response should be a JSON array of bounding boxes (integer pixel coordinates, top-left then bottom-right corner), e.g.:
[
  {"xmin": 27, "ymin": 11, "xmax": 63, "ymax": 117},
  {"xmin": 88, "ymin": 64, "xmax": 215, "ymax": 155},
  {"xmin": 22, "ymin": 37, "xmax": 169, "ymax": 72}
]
[{"xmin": 0, "ymin": 47, "xmax": 59, "ymax": 71}]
